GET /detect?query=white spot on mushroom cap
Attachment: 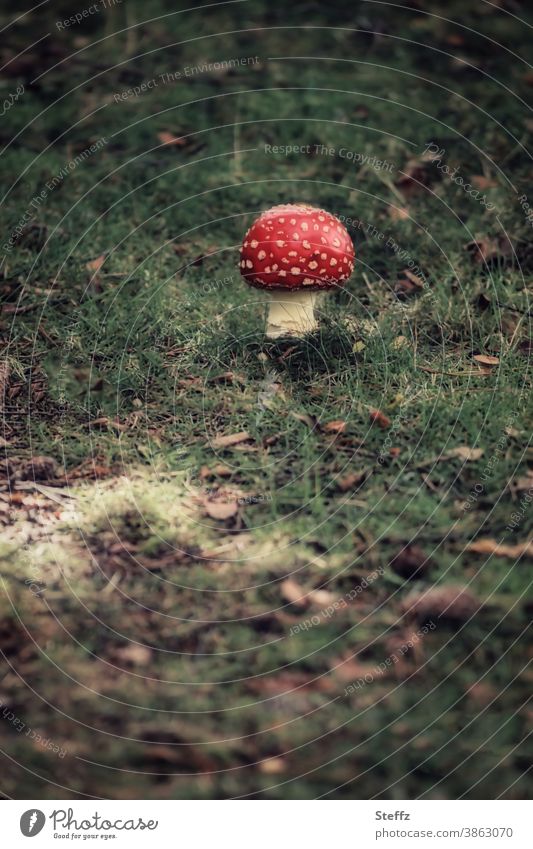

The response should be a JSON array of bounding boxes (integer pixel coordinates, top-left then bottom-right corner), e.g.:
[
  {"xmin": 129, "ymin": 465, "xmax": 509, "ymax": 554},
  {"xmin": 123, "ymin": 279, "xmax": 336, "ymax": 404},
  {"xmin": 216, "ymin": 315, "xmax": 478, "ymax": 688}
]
[
  {"xmin": 258, "ymin": 250, "xmax": 266, "ymax": 260},
  {"xmin": 291, "ymin": 267, "xmax": 301, "ymax": 275},
  {"xmin": 250, "ymin": 239, "xmax": 258, "ymax": 248}
]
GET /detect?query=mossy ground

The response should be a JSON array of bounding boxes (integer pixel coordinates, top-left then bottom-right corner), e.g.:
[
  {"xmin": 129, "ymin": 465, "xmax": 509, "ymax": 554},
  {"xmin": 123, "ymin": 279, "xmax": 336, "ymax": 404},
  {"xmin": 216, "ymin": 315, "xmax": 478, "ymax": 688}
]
[{"xmin": 0, "ymin": 0, "xmax": 531, "ymax": 798}]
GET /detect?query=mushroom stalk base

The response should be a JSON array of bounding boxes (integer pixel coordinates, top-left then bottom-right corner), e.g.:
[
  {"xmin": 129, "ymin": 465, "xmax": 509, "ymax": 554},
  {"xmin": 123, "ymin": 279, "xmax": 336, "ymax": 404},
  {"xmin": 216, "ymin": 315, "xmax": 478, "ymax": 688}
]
[{"xmin": 265, "ymin": 289, "xmax": 320, "ymax": 338}]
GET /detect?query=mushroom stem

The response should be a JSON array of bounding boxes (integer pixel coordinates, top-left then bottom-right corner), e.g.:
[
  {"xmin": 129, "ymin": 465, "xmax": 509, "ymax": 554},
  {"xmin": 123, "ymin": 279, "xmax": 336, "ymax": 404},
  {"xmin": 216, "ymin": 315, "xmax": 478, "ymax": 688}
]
[{"xmin": 265, "ymin": 289, "xmax": 320, "ymax": 338}]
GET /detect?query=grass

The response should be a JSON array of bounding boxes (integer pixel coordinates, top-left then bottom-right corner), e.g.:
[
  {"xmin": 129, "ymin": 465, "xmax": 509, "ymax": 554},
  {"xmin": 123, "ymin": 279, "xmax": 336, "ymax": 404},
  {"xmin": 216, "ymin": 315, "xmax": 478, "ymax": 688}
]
[{"xmin": 0, "ymin": 0, "xmax": 532, "ymax": 799}]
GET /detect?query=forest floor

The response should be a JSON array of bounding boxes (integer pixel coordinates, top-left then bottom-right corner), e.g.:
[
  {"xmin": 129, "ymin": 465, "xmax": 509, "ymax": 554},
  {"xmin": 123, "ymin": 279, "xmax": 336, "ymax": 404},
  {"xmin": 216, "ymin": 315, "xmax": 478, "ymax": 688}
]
[{"xmin": 0, "ymin": 0, "xmax": 532, "ymax": 798}]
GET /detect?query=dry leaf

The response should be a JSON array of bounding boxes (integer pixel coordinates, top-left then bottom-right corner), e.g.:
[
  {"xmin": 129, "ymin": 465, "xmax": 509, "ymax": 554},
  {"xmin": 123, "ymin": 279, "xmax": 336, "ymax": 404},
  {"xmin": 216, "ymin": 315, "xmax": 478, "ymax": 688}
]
[
  {"xmin": 157, "ymin": 131, "xmax": 186, "ymax": 147},
  {"xmin": 403, "ymin": 268, "xmax": 425, "ymax": 288},
  {"xmin": 86, "ymin": 254, "xmax": 105, "ymax": 273},
  {"xmin": 309, "ymin": 588, "xmax": 337, "ymax": 606},
  {"xmin": 336, "ymin": 469, "xmax": 369, "ymax": 492},
  {"xmin": 290, "ymin": 411, "xmax": 318, "ymax": 430},
  {"xmin": 470, "ymin": 175, "xmax": 497, "ymax": 190},
  {"xmin": 448, "ymin": 446, "xmax": 484, "ymax": 461},
  {"xmin": 466, "ymin": 539, "xmax": 533, "ymax": 559},
  {"xmin": 473, "ymin": 354, "xmax": 499, "ymax": 366},
  {"xmin": 388, "ymin": 205, "xmax": 410, "ymax": 221},
  {"xmin": 259, "ymin": 757, "xmax": 285, "ymax": 775},
  {"xmin": 403, "ymin": 586, "xmax": 480, "ymax": 621},
  {"xmin": 207, "ymin": 371, "xmax": 245, "ymax": 385},
  {"xmin": 465, "ymin": 237, "xmax": 513, "ymax": 265},
  {"xmin": 512, "ymin": 474, "xmax": 533, "ymax": 492},
  {"xmin": 200, "ymin": 464, "xmax": 232, "ymax": 479},
  {"xmin": 280, "ymin": 578, "xmax": 308, "ymax": 608},
  {"xmin": 369, "ymin": 409, "xmax": 391, "ymax": 429},
  {"xmin": 395, "ymin": 152, "xmax": 437, "ymax": 196},
  {"xmin": 115, "ymin": 644, "xmax": 152, "ymax": 665},
  {"xmin": 322, "ymin": 419, "xmax": 346, "ymax": 434},
  {"xmin": 204, "ymin": 500, "xmax": 238, "ymax": 520},
  {"xmin": 86, "ymin": 417, "xmax": 127, "ymax": 431},
  {"xmin": 211, "ymin": 431, "xmax": 251, "ymax": 449}
]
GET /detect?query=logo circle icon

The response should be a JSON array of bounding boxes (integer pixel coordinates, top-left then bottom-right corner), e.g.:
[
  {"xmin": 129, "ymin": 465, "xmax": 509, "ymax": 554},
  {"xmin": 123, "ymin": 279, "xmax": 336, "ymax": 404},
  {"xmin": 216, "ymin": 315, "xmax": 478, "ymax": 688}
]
[{"xmin": 20, "ymin": 810, "xmax": 46, "ymax": 837}]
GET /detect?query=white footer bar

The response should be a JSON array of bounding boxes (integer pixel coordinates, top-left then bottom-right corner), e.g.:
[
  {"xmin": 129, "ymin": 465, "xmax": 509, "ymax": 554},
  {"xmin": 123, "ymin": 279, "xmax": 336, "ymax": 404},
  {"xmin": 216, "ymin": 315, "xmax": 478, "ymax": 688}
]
[{"xmin": 4, "ymin": 800, "xmax": 530, "ymax": 848}]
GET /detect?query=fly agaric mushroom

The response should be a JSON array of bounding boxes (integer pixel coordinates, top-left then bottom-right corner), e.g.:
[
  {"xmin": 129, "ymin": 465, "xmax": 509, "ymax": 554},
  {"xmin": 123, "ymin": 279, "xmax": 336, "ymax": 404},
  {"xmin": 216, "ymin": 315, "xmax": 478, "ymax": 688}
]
[{"xmin": 239, "ymin": 204, "xmax": 355, "ymax": 338}]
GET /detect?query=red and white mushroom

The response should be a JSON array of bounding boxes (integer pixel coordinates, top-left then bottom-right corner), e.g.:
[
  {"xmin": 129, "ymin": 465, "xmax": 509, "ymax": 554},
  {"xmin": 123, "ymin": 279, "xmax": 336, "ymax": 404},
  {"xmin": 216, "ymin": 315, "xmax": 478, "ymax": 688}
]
[{"xmin": 239, "ymin": 204, "xmax": 355, "ymax": 338}]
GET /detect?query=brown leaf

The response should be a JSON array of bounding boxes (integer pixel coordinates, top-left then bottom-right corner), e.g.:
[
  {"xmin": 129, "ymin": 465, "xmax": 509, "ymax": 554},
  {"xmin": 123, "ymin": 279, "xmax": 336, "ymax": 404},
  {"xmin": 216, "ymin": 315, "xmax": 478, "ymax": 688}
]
[
  {"xmin": 280, "ymin": 578, "xmax": 309, "ymax": 608},
  {"xmin": 473, "ymin": 354, "xmax": 499, "ymax": 366},
  {"xmin": 207, "ymin": 371, "xmax": 246, "ymax": 385},
  {"xmin": 466, "ymin": 539, "xmax": 533, "ymax": 559},
  {"xmin": 290, "ymin": 411, "xmax": 318, "ymax": 430},
  {"xmin": 336, "ymin": 469, "xmax": 369, "ymax": 492},
  {"xmin": 86, "ymin": 417, "xmax": 127, "ymax": 431},
  {"xmin": 403, "ymin": 269, "xmax": 425, "ymax": 288},
  {"xmin": 200, "ymin": 464, "xmax": 232, "ymax": 479},
  {"xmin": 309, "ymin": 588, "xmax": 337, "ymax": 606},
  {"xmin": 157, "ymin": 131, "xmax": 186, "ymax": 147},
  {"xmin": 395, "ymin": 152, "xmax": 438, "ymax": 196},
  {"xmin": 403, "ymin": 586, "xmax": 480, "ymax": 621},
  {"xmin": 390, "ymin": 545, "xmax": 432, "ymax": 579},
  {"xmin": 259, "ymin": 757, "xmax": 286, "ymax": 774},
  {"xmin": 369, "ymin": 409, "xmax": 391, "ymax": 429},
  {"xmin": 388, "ymin": 205, "xmax": 410, "ymax": 221},
  {"xmin": 470, "ymin": 175, "xmax": 497, "ymax": 190},
  {"xmin": 86, "ymin": 254, "xmax": 105, "ymax": 273},
  {"xmin": 211, "ymin": 431, "xmax": 252, "ymax": 449},
  {"xmin": 394, "ymin": 277, "xmax": 419, "ymax": 296},
  {"xmin": 204, "ymin": 500, "xmax": 239, "ymax": 520},
  {"xmin": 512, "ymin": 474, "xmax": 533, "ymax": 492},
  {"xmin": 115, "ymin": 644, "xmax": 152, "ymax": 665},
  {"xmin": 465, "ymin": 237, "xmax": 513, "ymax": 265},
  {"xmin": 322, "ymin": 419, "xmax": 346, "ymax": 434},
  {"xmin": 447, "ymin": 446, "xmax": 484, "ymax": 461}
]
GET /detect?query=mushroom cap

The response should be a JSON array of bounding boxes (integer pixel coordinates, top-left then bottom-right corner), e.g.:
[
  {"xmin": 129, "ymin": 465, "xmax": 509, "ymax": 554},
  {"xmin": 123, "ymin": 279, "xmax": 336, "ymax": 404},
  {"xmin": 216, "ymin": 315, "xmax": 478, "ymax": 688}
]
[{"xmin": 239, "ymin": 204, "xmax": 355, "ymax": 291}]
